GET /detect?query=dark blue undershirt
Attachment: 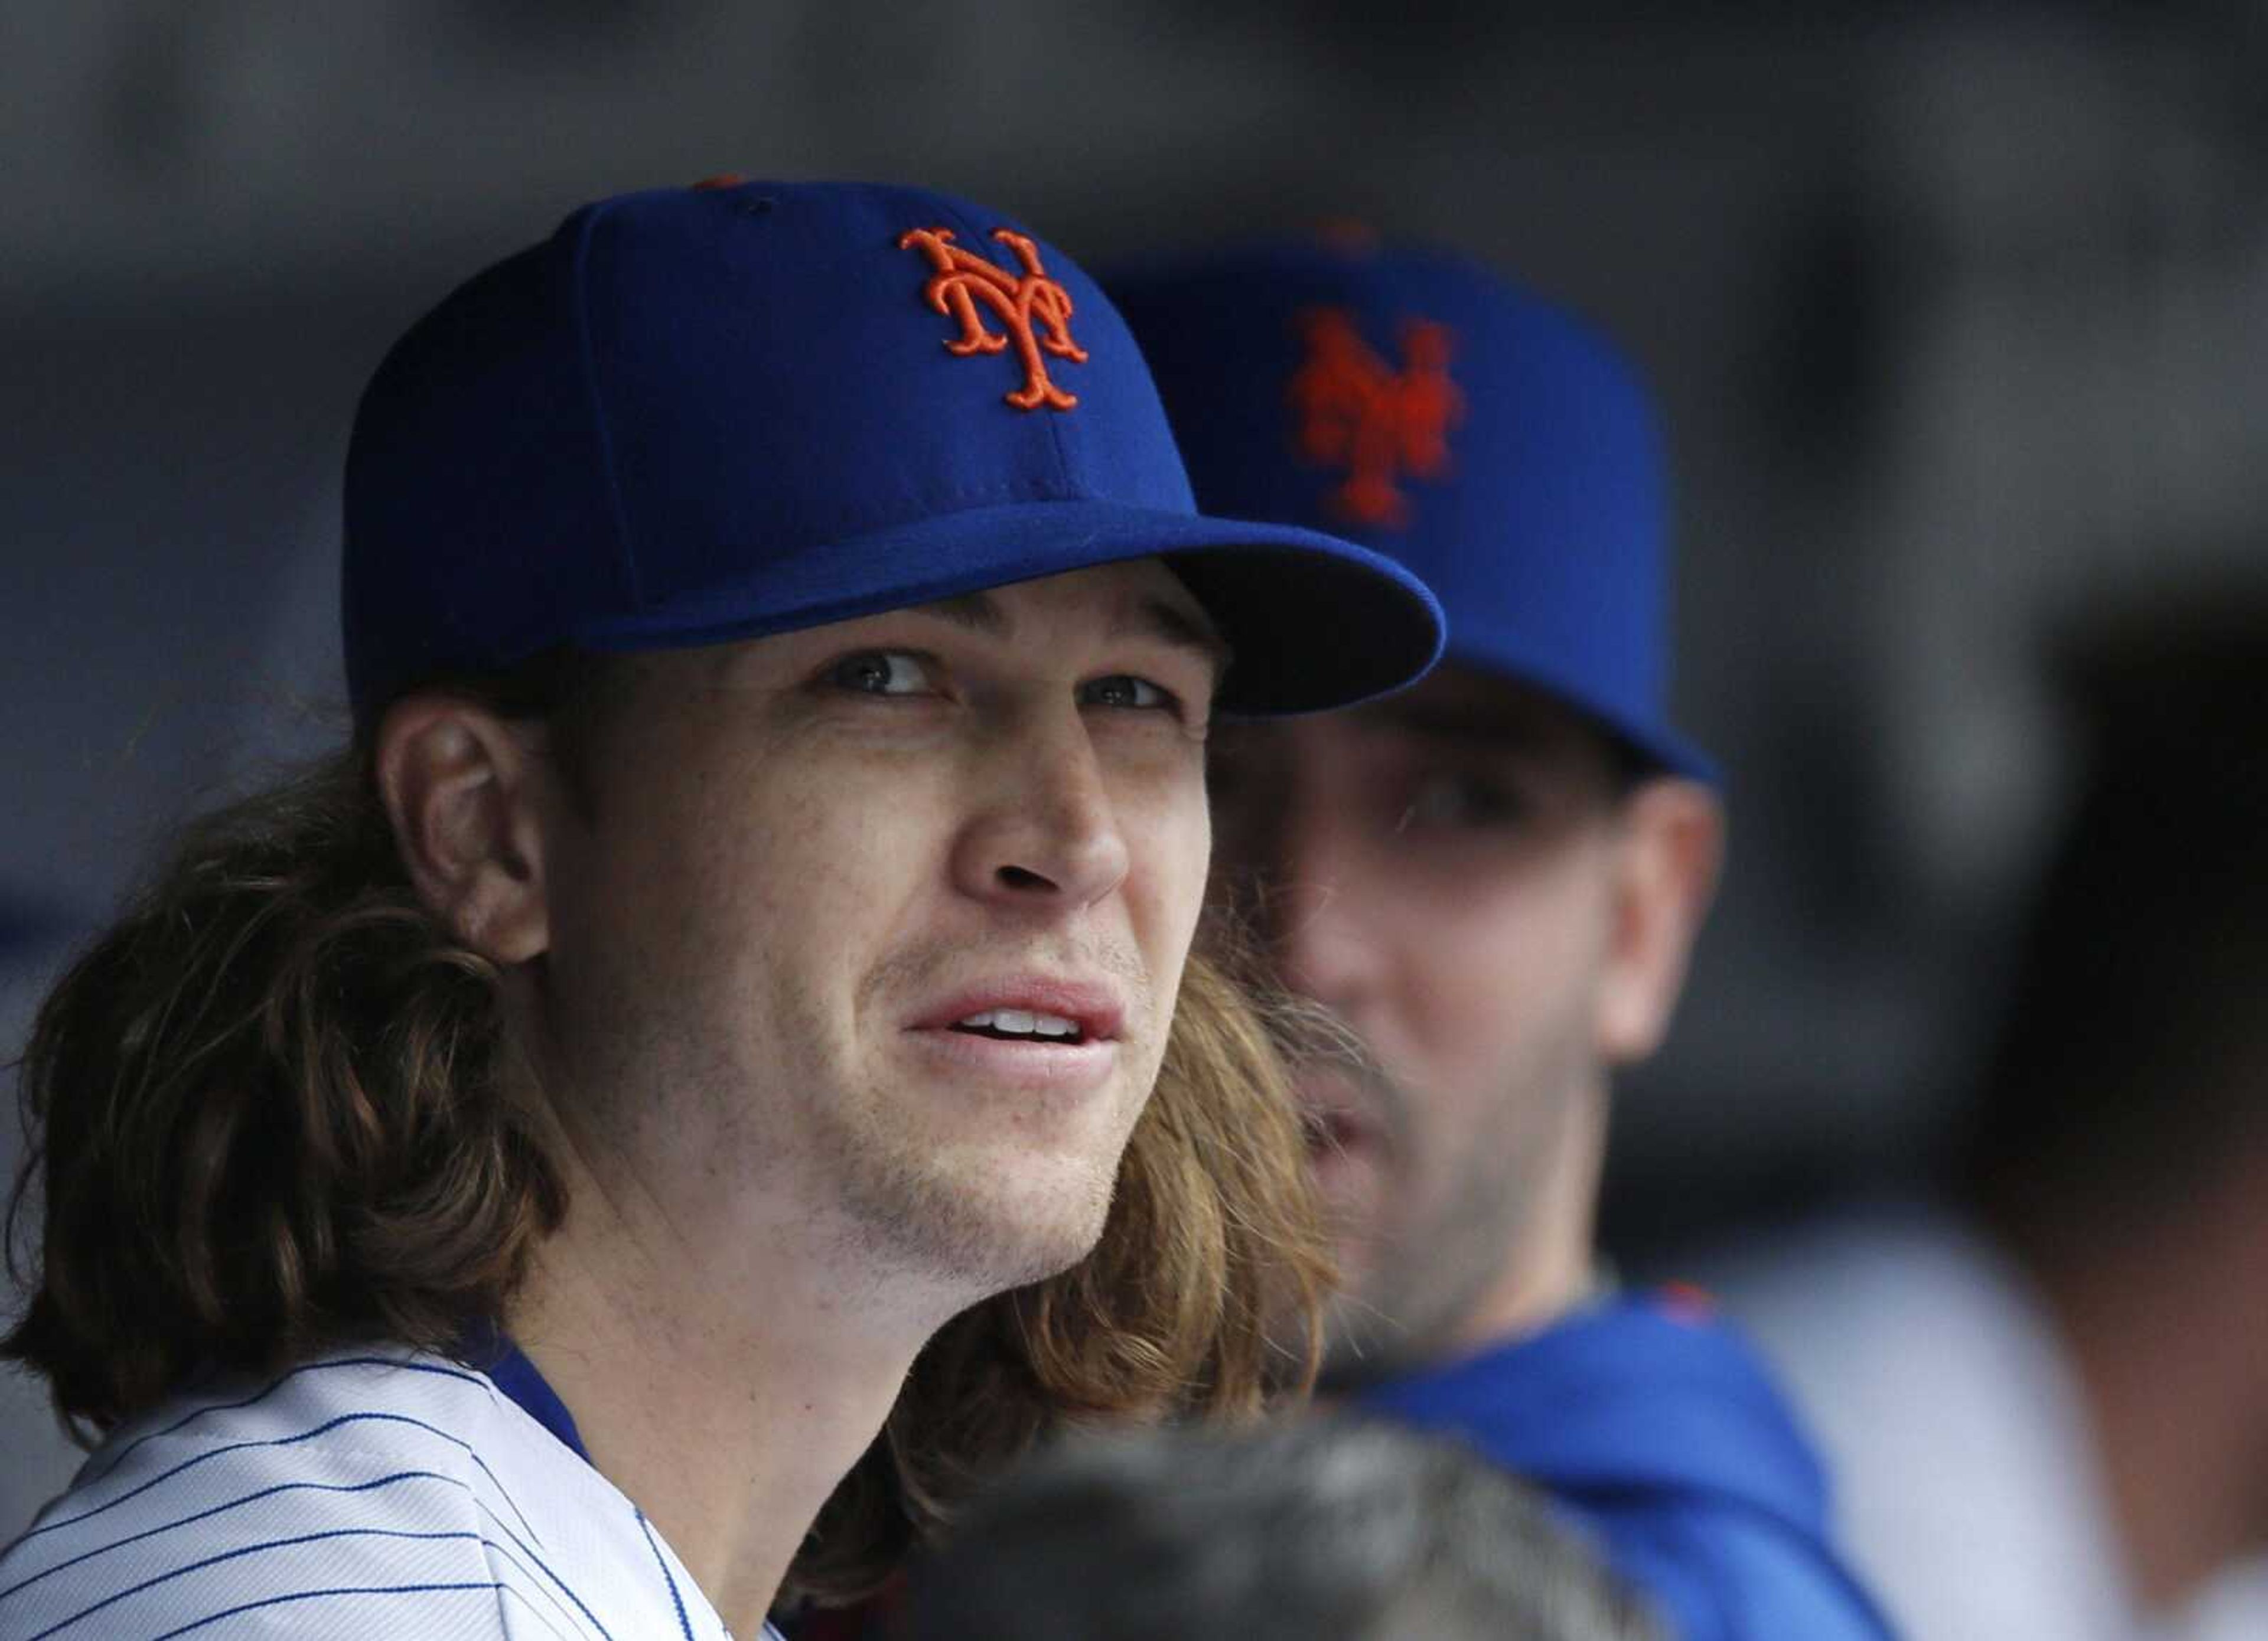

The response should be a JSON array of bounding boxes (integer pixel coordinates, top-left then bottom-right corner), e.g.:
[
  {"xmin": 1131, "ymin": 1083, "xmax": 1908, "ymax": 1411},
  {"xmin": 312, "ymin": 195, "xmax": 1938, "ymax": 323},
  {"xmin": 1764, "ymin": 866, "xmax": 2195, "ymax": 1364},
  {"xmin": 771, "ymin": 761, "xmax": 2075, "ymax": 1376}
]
[{"xmin": 460, "ymin": 1323, "xmax": 592, "ymax": 1463}]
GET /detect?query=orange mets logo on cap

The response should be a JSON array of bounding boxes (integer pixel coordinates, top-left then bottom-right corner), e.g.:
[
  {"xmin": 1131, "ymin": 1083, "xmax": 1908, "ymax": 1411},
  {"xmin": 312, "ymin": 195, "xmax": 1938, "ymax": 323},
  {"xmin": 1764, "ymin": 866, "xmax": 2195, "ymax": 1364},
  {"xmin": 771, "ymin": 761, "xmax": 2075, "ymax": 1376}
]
[
  {"xmin": 1654, "ymin": 1281, "xmax": 1718, "ymax": 1325},
  {"xmin": 901, "ymin": 226, "xmax": 1090, "ymax": 411},
  {"xmin": 1287, "ymin": 307, "xmax": 1463, "ymax": 528}
]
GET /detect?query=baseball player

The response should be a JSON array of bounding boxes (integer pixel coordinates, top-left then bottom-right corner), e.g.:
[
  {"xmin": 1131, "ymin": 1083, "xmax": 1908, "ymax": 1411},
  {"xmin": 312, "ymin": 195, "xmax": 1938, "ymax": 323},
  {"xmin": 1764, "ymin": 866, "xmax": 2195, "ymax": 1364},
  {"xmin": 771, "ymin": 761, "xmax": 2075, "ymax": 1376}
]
[
  {"xmin": 0, "ymin": 180, "xmax": 1442, "ymax": 1641},
  {"xmin": 1109, "ymin": 241, "xmax": 1895, "ymax": 1640}
]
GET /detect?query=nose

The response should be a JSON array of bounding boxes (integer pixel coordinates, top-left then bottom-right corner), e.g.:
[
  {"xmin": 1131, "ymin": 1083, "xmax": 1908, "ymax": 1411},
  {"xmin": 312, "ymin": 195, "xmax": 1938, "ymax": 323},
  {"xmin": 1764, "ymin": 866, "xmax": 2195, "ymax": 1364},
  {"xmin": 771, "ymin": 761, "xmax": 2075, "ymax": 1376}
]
[
  {"xmin": 951, "ymin": 706, "xmax": 1133, "ymax": 914},
  {"xmin": 1259, "ymin": 809, "xmax": 1382, "ymax": 1012},
  {"xmin": 1213, "ymin": 743, "xmax": 1379, "ymax": 1012}
]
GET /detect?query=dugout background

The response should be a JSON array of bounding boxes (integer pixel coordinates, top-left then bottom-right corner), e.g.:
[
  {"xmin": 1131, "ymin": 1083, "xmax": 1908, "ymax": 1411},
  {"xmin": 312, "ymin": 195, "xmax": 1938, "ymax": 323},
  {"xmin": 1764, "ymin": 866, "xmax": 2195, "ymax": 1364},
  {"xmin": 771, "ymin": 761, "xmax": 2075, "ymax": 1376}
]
[{"xmin": 4, "ymin": 0, "xmax": 2266, "ymax": 1531}]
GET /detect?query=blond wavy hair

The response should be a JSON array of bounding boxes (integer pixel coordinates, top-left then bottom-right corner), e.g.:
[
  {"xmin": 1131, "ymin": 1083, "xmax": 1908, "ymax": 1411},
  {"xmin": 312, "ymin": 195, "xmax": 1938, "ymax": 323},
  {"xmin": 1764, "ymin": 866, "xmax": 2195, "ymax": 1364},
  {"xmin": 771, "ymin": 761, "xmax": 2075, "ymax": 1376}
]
[{"xmin": 4, "ymin": 658, "xmax": 1328, "ymax": 1605}]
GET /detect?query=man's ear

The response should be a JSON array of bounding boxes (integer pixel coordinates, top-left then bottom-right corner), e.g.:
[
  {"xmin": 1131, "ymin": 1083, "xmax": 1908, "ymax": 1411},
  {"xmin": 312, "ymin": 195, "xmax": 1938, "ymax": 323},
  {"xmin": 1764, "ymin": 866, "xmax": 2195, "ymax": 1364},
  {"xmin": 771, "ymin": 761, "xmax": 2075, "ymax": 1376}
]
[
  {"xmin": 376, "ymin": 695, "xmax": 553, "ymax": 964},
  {"xmin": 1596, "ymin": 777, "xmax": 1725, "ymax": 1065}
]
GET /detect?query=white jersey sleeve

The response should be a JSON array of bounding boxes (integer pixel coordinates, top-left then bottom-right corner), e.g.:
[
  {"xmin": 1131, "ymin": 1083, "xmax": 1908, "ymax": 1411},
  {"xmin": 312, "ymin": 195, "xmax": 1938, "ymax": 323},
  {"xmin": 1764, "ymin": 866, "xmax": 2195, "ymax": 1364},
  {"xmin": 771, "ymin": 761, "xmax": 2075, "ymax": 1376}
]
[{"xmin": 0, "ymin": 1351, "xmax": 738, "ymax": 1640}]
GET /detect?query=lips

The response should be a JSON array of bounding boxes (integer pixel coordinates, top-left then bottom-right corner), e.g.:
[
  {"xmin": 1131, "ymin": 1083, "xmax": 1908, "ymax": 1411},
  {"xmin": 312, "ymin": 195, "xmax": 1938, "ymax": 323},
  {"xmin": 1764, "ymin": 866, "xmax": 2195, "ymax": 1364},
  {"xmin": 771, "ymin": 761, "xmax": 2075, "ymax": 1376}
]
[
  {"xmin": 1304, "ymin": 1104, "xmax": 1389, "ymax": 1164},
  {"xmin": 1293, "ymin": 1063, "xmax": 1392, "ymax": 1159},
  {"xmin": 903, "ymin": 977, "xmax": 1128, "ymax": 1096},
  {"xmin": 908, "ymin": 978, "xmax": 1128, "ymax": 1046}
]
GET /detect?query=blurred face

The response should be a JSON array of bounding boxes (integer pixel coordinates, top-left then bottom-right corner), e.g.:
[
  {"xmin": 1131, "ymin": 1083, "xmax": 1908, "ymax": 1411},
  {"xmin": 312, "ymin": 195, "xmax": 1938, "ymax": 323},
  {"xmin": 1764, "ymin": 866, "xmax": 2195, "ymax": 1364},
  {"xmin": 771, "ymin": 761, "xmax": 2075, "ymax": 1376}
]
[
  {"xmin": 535, "ymin": 560, "xmax": 1220, "ymax": 1310},
  {"xmin": 1211, "ymin": 665, "xmax": 1646, "ymax": 1380}
]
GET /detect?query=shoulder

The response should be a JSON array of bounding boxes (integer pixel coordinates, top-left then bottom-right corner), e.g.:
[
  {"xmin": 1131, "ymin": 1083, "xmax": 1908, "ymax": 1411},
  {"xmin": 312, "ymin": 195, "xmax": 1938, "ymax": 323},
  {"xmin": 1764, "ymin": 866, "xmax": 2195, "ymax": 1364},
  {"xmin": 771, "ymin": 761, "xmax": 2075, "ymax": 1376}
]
[
  {"xmin": 1360, "ymin": 1295, "xmax": 1898, "ymax": 1640},
  {"xmin": 1705, "ymin": 1205, "xmax": 2133, "ymax": 1639},
  {"xmin": 0, "ymin": 1348, "xmax": 595, "ymax": 1639},
  {"xmin": 1364, "ymin": 1291, "xmax": 1799, "ymax": 1430}
]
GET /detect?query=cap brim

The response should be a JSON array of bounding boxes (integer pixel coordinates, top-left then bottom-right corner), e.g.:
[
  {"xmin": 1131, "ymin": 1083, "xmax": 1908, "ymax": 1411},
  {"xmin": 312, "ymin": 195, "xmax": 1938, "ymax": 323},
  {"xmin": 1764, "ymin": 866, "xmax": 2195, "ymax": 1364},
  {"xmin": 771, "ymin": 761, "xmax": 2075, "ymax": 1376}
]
[
  {"xmin": 571, "ymin": 500, "xmax": 1445, "ymax": 715},
  {"xmin": 1444, "ymin": 628, "xmax": 1718, "ymax": 786},
  {"xmin": 1602, "ymin": 718, "xmax": 1717, "ymax": 787}
]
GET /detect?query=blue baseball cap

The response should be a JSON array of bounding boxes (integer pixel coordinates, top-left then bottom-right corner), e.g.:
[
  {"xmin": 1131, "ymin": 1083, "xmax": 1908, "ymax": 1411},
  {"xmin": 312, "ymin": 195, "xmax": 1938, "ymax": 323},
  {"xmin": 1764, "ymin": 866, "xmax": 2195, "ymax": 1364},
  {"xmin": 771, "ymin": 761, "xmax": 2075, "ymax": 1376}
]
[
  {"xmin": 343, "ymin": 181, "xmax": 1443, "ymax": 725},
  {"xmin": 1107, "ymin": 237, "xmax": 1714, "ymax": 781}
]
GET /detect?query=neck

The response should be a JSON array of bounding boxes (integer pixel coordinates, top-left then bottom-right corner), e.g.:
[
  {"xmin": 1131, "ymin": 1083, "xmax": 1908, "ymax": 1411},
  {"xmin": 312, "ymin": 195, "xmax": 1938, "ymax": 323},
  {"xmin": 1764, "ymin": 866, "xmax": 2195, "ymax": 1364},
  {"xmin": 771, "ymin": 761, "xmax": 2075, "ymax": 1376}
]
[
  {"xmin": 507, "ymin": 1162, "xmax": 943, "ymax": 1635},
  {"xmin": 1446, "ymin": 1079, "xmax": 1609, "ymax": 1353},
  {"xmin": 2035, "ymin": 1173, "xmax": 2268, "ymax": 1613}
]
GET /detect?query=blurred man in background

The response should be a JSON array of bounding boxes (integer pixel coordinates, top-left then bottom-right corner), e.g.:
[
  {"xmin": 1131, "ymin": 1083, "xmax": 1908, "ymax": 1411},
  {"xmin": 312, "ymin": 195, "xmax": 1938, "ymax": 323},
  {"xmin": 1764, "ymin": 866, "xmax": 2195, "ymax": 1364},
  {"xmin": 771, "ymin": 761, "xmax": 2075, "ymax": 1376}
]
[
  {"xmin": 1710, "ymin": 590, "xmax": 2268, "ymax": 1640},
  {"xmin": 1109, "ymin": 241, "xmax": 1891, "ymax": 1639},
  {"xmin": 911, "ymin": 1419, "xmax": 1662, "ymax": 1641}
]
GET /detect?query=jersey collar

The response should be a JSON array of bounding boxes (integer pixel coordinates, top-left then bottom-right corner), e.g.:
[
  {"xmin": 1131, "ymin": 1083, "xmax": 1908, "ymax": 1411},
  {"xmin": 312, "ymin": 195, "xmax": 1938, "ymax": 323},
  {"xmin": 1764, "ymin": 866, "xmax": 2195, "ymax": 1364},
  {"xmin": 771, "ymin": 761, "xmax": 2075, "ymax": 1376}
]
[{"xmin": 461, "ymin": 1322, "xmax": 592, "ymax": 1463}]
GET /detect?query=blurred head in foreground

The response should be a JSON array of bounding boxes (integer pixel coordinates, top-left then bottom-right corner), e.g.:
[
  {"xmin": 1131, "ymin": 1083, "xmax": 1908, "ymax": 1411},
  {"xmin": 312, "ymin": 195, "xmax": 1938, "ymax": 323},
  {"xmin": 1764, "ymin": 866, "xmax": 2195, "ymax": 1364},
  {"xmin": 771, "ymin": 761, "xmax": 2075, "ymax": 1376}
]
[{"xmin": 909, "ymin": 1418, "xmax": 1661, "ymax": 1641}]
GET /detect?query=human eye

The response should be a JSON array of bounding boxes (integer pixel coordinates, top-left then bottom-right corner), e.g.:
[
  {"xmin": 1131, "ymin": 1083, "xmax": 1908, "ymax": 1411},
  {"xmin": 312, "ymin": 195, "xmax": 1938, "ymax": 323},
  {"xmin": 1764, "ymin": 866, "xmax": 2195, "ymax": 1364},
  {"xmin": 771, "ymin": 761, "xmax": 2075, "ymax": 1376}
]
[
  {"xmin": 822, "ymin": 650, "xmax": 937, "ymax": 697},
  {"xmin": 1399, "ymin": 768, "xmax": 1531, "ymax": 831},
  {"xmin": 1079, "ymin": 674, "xmax": 1178, "ymax": 713}
]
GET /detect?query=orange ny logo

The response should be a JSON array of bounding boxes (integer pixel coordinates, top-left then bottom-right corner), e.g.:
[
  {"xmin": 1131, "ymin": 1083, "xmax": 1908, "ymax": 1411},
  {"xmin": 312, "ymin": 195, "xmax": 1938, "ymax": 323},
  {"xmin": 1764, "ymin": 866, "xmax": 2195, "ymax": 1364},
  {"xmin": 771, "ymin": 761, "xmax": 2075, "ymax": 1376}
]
[
  {"xmin": 1286, "ymin": 308, "xmax": 1463, "ymax": 528},
  {"xmin": 900, "ymin": 227, "xmax": 1090, "ymax": 411}
]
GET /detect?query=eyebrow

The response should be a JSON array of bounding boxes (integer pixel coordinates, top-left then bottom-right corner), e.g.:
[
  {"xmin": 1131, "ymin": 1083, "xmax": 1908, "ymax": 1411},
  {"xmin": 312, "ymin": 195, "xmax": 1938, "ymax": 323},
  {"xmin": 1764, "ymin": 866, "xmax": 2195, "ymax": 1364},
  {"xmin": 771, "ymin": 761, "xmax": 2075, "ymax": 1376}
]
[
  {"xmin": 909, "ymin": 590, "xmax": 1233, "ymax": 679},
  {"xmin": 1115, "ymin": 596, "xmax": 1233, "ymax": 680},
  {"xmin": 1362, "ymin": 699, "xmax": 1562, "ymax": 753},
  {"xmin": 917, "ymin": 591, "xmax": 1012, "ymax": 637}
]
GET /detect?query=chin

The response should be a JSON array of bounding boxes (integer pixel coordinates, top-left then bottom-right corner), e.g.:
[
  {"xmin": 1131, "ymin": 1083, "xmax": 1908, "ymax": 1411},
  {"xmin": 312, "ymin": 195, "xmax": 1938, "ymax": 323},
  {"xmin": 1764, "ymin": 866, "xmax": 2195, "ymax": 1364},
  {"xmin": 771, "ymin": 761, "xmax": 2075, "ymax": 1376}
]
[
  {"xmin": 848, "ymin": 1140, "xmax": 1122, "ymax": 1299},
  {"xmin": 1328, "ymin": 1234, "xmax": 1379, "ymax": 1301},
  {"xmin": 1317, "ymin": 1294, "xmax": 1412, "ymax": 1392},
  {"xmin": 964, "ymin": 1159, "xmax": 1123, "ymax": 1290}
]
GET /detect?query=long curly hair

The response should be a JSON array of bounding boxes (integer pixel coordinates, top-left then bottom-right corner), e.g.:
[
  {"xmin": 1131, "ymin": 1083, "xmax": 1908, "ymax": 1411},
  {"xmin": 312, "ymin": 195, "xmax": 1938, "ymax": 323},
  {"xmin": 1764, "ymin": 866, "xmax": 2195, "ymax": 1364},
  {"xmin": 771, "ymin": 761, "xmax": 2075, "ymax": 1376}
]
[{"xmin": 3, "ymin": 661, "xmax": 1328, "ymax": 1604}]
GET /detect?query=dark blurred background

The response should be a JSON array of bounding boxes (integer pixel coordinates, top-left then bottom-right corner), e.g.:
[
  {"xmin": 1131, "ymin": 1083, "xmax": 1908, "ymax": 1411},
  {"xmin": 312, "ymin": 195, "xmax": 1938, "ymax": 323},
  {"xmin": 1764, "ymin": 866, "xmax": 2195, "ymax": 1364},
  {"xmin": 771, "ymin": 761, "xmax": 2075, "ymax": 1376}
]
[{"xmin": 5, "ymin": 0, "xmax": 2265, "ymax": 1532}]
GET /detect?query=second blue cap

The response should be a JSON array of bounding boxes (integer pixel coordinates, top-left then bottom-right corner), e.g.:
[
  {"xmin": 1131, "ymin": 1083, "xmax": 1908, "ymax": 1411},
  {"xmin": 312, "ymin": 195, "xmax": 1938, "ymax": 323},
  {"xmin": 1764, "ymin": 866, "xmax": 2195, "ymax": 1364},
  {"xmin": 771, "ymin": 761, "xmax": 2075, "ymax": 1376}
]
[{"xmin": 1109, "ymin": 237, "xmax": 1713, "ymax": 781}]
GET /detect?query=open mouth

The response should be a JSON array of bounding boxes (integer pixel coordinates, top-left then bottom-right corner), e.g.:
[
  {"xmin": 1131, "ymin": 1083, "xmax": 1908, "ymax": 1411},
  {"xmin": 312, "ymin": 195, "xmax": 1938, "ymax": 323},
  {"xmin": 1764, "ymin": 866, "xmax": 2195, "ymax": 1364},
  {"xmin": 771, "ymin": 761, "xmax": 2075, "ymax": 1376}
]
[
  {"xmin": 949, "ymin": 1009, "xmax": 1089, "ymax": 1046},
  {"xmin": 1304, "ymin": 1108, "xmax": 1371, "ymax": 1154}
]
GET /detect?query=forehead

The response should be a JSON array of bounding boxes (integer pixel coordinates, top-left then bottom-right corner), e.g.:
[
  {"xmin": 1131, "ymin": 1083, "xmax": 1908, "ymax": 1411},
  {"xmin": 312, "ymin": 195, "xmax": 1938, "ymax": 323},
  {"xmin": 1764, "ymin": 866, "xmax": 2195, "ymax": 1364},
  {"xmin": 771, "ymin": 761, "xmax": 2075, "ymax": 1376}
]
[
  {"xmin": 775, "ymin": 555, "xmax": 1217, "ymax": 654},
  {"xmin": 618, "ymin": 556, "xmax": 1224, "ymax": 697},
  {"xmin": 926, "ymin": 557, "xmax": 1218, "ymax": 644},
  {"xmin": 1335, "ymin": 664, "xmax": 1619, "ymax": 765}
]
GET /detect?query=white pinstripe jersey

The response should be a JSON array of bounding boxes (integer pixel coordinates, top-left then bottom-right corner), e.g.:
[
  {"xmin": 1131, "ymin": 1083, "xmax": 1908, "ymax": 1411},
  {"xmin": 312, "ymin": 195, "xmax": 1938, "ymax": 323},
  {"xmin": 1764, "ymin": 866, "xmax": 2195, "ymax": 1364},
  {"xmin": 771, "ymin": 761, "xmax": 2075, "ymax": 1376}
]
[{"xmin": 0, "ymin": 1348, "xmax": 779, "ymax": 1640}]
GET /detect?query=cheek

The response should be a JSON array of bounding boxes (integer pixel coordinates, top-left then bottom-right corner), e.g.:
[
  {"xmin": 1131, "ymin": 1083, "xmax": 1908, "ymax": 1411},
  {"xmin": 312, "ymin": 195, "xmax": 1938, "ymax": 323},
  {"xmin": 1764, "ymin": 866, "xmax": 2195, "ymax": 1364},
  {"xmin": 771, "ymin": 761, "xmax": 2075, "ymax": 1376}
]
[
  {"xmin": 621, "ymin": 752, "xmax": 932, "ymax": 1029},
  {"xmin": 1125, "ymin": 773, "xmax": 1212, "ymax": 993},
  {"xmin": 732, "ymin": 766, "xmax": 950, "ymax": 1003},
  {"xmin": 1379, "ymin": 865, "xmax": 1609, "ymax": 1088}
]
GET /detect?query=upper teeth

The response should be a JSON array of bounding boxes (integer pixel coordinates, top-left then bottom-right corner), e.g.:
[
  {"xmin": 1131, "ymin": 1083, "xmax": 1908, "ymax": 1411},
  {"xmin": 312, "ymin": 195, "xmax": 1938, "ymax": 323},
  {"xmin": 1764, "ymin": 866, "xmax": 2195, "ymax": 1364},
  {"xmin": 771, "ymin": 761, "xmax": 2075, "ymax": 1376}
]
[{"xmin": 958, "ymin": 1009, "xmax": 1081, "ymax": 1039}]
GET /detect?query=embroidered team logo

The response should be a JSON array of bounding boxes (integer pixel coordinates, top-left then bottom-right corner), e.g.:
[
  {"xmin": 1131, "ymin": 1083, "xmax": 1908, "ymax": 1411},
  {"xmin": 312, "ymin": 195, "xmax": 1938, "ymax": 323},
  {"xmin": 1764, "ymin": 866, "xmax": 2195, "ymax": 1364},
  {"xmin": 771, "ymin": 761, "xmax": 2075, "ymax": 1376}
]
[
  {"xmin": 1286, "ymin": 307, "xmax": 1463, "ymax": 528},
  {"xmin": 900, "ymin": 226, "xmax": 1090, "ymax": 411}
]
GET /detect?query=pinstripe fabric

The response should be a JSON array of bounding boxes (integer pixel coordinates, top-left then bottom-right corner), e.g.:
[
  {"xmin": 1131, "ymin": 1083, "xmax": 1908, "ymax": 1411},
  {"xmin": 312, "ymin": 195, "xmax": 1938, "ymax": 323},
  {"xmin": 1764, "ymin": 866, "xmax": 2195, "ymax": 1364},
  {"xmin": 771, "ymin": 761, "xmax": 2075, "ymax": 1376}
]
[{"xmin": 0, "ymin": 1349, "xmax": 774, "ymax": 1640}]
